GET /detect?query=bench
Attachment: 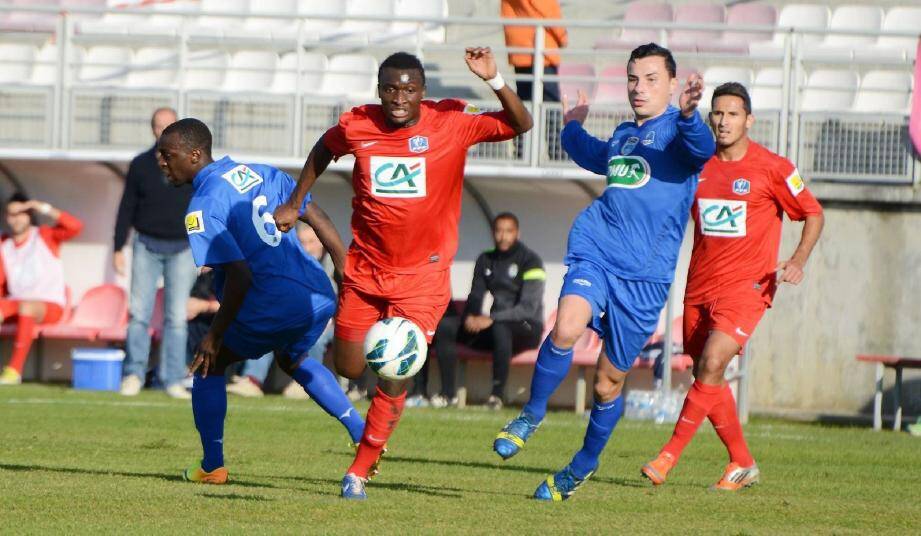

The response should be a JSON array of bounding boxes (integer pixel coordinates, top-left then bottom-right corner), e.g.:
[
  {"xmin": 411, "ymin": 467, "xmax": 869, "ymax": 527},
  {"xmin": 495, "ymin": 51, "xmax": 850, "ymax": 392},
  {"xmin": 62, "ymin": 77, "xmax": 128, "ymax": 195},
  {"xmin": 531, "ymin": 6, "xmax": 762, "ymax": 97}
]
[{"xmin": 856, "ymin": 354, "xmax": 921, "ymax": 431}]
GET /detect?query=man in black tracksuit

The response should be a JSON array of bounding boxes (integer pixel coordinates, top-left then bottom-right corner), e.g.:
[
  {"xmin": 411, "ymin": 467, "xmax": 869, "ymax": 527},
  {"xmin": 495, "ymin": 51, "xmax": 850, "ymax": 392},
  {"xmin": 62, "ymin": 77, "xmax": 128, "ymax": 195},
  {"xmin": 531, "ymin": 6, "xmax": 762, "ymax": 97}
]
[{"xmin": 433, "ymin": 212, "xmax": 545, "ymax": 409}]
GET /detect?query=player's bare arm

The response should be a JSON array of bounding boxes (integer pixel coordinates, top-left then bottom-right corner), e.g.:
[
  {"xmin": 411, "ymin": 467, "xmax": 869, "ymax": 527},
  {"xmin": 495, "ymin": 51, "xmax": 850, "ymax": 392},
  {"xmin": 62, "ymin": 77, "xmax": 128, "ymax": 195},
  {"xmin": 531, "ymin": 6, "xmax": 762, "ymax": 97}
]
[
  {"xmin": 190, "ymin": 260, "xmax": 252, "ymax": 377},
  {"xmin": 561, "ymin": 89, "xmax": 590, "ymax": 125},
  {"xmin": 464, "ymin": 46, "xmax": 533, "ymax": 134},
  {"xmin": 300, "ymin": 201, "xmax": 346, "ymax": 280},
  {"xmin": 275, "ymin": 139, "xmax": 334, "ymax": 233},
  {"xmin": 679, "ymin": 73, "xmax": 704, "ymax": 118},
  {"xmin": 777, "ymin": 213, "xmax": 824, "ymax": 285}
]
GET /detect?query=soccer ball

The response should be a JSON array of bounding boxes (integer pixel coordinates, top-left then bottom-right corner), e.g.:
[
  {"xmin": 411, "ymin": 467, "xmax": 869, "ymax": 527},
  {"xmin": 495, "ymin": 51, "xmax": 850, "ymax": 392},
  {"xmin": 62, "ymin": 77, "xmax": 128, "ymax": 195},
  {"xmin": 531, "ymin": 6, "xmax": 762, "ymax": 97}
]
[{"xmin": 363, "ymin": 317, "xmax": 428, "ymax": 381}]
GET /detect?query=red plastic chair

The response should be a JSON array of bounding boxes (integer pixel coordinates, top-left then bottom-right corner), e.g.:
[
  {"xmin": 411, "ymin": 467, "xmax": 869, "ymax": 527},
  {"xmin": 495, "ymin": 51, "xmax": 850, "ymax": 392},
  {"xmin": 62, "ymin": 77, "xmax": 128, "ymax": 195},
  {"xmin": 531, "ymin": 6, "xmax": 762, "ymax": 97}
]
[
  {"xmin": 97, "ymin": 287, "xmax": 162, "ymax": 343},
  {"xmin": 41, "ymin": 284, "xmax": 128, "ymax": 341}
]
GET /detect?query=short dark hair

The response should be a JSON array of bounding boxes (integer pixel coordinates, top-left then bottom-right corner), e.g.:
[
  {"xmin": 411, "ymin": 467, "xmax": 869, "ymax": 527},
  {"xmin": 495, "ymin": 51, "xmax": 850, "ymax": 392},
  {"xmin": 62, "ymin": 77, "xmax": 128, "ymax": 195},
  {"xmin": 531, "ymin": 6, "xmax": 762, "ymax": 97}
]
[
  {"xmin": 493, "ymin": 212, "xmax": 519, "ymax": 229},
  {"xmin": 628, "ymin": 43, "xmax": 677, "ymax": 78},
  {"xmin": 378, "ymin": 52, "xmax": 425, "ymax": 86},
  {"xmin": 6, "ymin": 191, "xmax": 35, "ymax": 224},
  {"xmin": 711, "ymin": 82, "xmax": 752, "ymax": 114},
  {"xmin": 161, "ymin": 118, "xmax": 212, "ymax": 155}
]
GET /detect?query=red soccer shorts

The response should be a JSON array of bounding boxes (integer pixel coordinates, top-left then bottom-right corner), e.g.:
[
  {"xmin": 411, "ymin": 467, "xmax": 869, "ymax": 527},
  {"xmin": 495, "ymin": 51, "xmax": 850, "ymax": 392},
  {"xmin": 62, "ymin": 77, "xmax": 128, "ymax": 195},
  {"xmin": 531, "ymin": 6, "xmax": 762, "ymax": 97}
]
[
  {"xmin": 335, "ymin": 263, "xmax": 451, "ymax": 344},
  {"xmin": 683, "ymin": 292, "xmax": 768, "ymax": 358}
]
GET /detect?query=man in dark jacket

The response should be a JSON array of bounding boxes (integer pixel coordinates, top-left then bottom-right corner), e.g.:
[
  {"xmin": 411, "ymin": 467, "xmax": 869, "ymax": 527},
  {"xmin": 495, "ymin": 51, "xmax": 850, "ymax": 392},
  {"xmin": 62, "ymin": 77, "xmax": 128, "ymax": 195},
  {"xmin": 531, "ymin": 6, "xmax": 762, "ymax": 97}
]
[
  {"xmin": 115, "ymin": 107, "xmax": 197, "ymax": 398},
  {"xmin": 430, "ymin": 212, "xmax": 545, "ymax": 410}
]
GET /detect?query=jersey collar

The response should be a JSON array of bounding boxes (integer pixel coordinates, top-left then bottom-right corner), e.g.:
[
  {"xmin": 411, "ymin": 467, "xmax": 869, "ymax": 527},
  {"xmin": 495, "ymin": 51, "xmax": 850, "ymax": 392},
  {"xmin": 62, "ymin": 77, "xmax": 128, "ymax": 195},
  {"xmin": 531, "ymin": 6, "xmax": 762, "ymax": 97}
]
[{"xmin": 193, "ymin": 156, "xmax": 234, "ymax": 189}]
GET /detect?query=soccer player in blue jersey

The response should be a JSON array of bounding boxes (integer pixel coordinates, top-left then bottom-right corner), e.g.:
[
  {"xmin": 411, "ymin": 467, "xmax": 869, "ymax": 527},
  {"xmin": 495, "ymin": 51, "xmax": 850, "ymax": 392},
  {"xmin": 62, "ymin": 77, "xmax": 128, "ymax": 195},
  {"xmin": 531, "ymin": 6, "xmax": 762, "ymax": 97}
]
[
  {"xmin": 492, "ymin": 43, "xmax": 715, "ymax": 501},
  {"xmin": 157, "ymin": 118, "xmax": 365, "ymax": 484}
]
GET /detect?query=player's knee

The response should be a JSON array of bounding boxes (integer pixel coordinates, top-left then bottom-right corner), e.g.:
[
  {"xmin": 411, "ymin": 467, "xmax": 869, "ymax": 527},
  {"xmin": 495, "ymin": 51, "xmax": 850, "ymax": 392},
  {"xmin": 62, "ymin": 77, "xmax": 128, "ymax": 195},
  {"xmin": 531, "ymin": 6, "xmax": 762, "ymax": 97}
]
[
  {"xmin": 697, "ymin": 351, "xmax": 729, "ymax": 382},
  {"xmin": 593, "ymin": 374, "xmax": 623, "ymax": 402},
  {"xmin": 550, "ymin": 320, "xmax": 584, "ymax": 349},
  {"xmin": 334, "ymin": 358, "xmax": 366, "ymax": 380}
]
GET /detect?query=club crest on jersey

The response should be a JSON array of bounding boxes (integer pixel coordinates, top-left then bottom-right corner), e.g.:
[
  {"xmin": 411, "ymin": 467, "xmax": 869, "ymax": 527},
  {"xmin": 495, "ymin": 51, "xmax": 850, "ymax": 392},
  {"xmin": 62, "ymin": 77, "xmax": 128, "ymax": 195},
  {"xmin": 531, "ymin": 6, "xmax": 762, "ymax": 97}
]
[
  {"xmin": 409, "ymin": 135, "xmax": 429, "ymax": 153},
  {"xmin": 732, "ymin": 178, "xmax": 751, "ymax": 195},
  {"xmin": 621, "ymin": 136, "xmax": 639, "ymax": 155},
  {"xmin": 185, "ymin": 210, "xmax": 204, "ymax": 234},
  {"xmin": 698, "ymin": 198, "xmax": 747, "ymax": 237},
  {"xmin": 508, "ymin": 263, "xmax": 518, "ymax": 278},
  {"xmin": 642, "ymin": 131, "xmax": 656, "ymax": 146},
  {"xmin": 606, "ymin": 155, "xmax": 651, "ymax": 189},
  {"xmin": 370, "ymin": 156, "xmax": 427, "ymax": 198},
  {"xmin": 221, "ymin": 164, "xmax": 263, "ymax": 194}
]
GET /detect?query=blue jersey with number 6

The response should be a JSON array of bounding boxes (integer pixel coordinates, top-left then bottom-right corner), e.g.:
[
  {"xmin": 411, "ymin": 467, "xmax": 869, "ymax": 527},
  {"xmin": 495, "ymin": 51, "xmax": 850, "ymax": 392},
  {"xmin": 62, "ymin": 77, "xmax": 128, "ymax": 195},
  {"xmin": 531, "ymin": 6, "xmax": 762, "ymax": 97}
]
[{"xmin": 185, "ymin": 156, "xmax": 335, "ymax": 332}]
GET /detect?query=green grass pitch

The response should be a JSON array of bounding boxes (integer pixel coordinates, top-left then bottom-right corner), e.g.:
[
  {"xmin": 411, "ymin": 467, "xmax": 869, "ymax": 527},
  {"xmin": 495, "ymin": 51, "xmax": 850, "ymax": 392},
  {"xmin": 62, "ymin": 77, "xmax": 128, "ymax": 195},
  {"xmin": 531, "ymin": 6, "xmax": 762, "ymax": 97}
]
[{"xmin": 2, "ymin": 384, "xmax": 919, "ymax": 534}]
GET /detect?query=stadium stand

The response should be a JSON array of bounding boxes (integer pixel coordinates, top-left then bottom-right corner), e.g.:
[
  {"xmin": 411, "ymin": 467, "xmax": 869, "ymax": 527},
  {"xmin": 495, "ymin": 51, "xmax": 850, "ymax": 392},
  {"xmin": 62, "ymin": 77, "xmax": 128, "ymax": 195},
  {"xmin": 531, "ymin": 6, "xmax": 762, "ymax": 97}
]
[{"xmin": 668, "ymin": 3, "xmax": 725, "ymax": 52}]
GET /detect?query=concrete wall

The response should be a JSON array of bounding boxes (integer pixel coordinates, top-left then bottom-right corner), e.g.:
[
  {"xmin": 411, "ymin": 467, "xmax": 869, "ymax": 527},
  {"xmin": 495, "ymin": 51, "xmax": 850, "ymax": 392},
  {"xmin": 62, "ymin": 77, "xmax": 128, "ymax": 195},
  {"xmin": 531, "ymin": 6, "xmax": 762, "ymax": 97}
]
[{"xmin": 3, "ymin": 158, "xmax": 919, "ymax": 417}]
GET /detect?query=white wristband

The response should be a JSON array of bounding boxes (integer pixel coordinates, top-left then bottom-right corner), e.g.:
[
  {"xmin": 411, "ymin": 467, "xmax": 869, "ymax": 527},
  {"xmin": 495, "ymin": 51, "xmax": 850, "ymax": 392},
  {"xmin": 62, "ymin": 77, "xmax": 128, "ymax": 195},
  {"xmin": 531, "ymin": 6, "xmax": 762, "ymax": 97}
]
[
  {"xmin": 38, "ymin": 203, "xmax": 51, "ymax": 215},
  {"xmin": 485, "ymin": 73, "xmax": 505, "ymax": 91}
]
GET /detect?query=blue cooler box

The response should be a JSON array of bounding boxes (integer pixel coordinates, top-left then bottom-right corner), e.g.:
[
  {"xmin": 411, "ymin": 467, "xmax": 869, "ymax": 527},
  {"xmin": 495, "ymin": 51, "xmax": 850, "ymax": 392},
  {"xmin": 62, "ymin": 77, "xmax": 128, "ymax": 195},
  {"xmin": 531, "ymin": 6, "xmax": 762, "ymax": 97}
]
[{"xmin": 72, "ymin": 348, "xmax": 125, "ymax": 391}]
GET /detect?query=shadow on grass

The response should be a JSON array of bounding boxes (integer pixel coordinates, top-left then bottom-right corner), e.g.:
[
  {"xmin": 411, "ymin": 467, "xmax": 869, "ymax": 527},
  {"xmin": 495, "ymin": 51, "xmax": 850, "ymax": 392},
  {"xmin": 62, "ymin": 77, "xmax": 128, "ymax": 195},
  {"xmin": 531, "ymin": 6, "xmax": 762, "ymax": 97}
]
[
  {"xmin": 290, "ymin": 476, "xmax": 464, "ymax": 499},
  {"xmin": 0, "ymin": 462, "xmax": 278, "ymax": 490},
  {"xmin": 199, "ymin": 492, "xmax": 274, "ymax": 502},
  {"xmin": 322, "ymin": 449, "xmax": 551, "ymax": 476}
]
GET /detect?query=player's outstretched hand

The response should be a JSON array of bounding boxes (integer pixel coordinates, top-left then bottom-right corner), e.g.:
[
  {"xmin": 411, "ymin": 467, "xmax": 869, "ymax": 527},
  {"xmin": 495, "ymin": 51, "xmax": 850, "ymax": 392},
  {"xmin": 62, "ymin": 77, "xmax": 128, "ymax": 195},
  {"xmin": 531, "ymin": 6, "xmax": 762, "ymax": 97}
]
[
  {"xmin": 273, "ymin": 203, "xmax": 299, "ymax": 233},
  {"xmin": 562, "ymin": 90, "xmax": 590, "ymax": 125},
  {"xmin": 776, "ymin": 259, "xmax": 805, "ymax": 285},
  {"xmin": 679, "ymin": 72, "xmax": 704, "ymax": 118},
  {"xmin": 190, "ymin": 330, "xmax": 221, "ymax": 378},
  {"xmin": 465, "ymin": 47, "xmax": 497, "ymax": 81}
]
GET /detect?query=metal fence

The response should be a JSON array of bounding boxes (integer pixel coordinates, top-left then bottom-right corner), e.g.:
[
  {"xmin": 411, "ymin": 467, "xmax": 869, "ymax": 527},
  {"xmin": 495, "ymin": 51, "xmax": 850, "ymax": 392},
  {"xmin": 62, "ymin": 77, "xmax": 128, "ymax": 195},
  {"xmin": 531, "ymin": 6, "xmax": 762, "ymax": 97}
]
[{"xmin": 0, "ymin": 4, "xmax": 917, "ymax": 185}]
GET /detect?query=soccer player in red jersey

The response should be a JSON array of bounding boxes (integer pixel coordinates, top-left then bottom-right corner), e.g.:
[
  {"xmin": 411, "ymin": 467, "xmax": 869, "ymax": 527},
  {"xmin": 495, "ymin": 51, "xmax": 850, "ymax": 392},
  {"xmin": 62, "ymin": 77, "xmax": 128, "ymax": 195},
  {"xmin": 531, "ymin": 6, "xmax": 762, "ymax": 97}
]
[
  {"xmin": 0, "ymin": 193, "xmax": 83, "ymax": 385},
  {"xmin": 641, "ymin": 82, "xmax": 824, "ymax": 491},
  {"xmin": 273, "ymin": 48, "xmax": 532, "ymax": 499}
]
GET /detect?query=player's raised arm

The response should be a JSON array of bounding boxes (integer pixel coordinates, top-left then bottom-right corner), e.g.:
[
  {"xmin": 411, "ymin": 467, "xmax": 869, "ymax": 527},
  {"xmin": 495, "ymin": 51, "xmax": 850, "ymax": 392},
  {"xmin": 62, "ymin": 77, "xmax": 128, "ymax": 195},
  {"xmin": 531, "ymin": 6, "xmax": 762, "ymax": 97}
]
[
  {"xmin": 674, "ymin": 73, "xmax": 716, "ymax": 167},
  {"xmin": 190, "ymin": 260, "xmax": 253, "ymax": 377},
  {"xmin": 559, "ymin": 90, "xmax": 608, "ymax": 176},
  {"xmin": 465, "ymin": 47, "xmax": 533, "ymax": 134},
  {"xmin": 274, "ymin": 139, "xmax": 334, "ymax": 233},
  {"xmin": 300, "ymin": 201, "xmax": 346, "ymax": 280}
]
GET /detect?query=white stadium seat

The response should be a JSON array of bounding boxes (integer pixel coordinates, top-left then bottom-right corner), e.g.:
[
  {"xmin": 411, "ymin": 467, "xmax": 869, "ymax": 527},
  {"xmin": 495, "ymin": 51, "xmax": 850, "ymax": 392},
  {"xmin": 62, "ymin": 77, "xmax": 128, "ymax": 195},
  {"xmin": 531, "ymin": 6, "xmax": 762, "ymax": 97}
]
[
  {"xmin": 858, "ymin": 6, "xmax": 921, "ymax": 61},
  {"xmin": 700, "ymin": 67, "xmax": 754, "ymax": 110},
  {"xmin": 390, "ymin": 0, "xmax": 449, "ymax": 44},
  {"xmin": 126, "ymin": 47, "xmax": 178, "ymax": 88},
  {"xmin": 184, "ymin": 50, "xmax": 230, "ymax": 90},
  {"xmin": 300, "ymin": 0, "xmax": 347, "ymax": 36},
  {"xmin": 853, "ymin": 70, "xmax": 913, "ymax": 114},
  {"xmin": 750, "ymin": 4, "xmax": 829, "ymax": 58},
  {"xmin": 804, "ymin": 5, "xmax": 884, "ymax": 60},
  {"xmin": 320, "ymin": 54, "xmax": 378, "ymax": 99},
  {"xmin": 0, "ymin": 43, "xmax": 37, "ymax": 84},
  {"xmin": 271, "ymin": 52, "xmax": 328, "ymax": 94},
  {"xmin": 242, "ymin": 0, "xmax": 300, "ymax": 38},
  {"xmin": 751, "ymin": 68, "xmax": 791, "ymax": 111},
  {"xmin": 800, "ymin": 69, "xmax": 858, "ymax": 112},
  {"xmin": 192, "ymin": 0, "xmax": 249, "ymax": 37},
  {"xmin": 77, "ymin": 46, "xmax": 132, "ymax": 86},
  {"xmin": 222, "ymin": 50, "xmax": 278, "ymax": 92},
  {"xmin": 324, "ymin": 0, "xmax": 395, "ymax": 43}
]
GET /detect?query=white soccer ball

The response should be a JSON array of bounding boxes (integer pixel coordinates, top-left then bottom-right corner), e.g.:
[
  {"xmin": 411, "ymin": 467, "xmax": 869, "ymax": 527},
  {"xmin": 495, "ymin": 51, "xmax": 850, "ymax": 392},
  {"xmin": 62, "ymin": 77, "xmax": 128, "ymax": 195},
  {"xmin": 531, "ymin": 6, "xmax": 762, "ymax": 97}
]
[{"xmin": 363, "ymin": 317, "xmax": 428, "ymax": 381}]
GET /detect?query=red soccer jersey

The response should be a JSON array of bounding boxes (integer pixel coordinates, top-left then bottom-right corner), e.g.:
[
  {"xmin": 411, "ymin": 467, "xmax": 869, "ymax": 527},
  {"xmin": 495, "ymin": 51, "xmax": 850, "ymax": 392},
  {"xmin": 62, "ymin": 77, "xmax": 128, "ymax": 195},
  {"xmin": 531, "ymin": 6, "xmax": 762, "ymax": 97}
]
[
  {"xmin": 323, "ymin": 99, "xmax": 517, "ymax": 274},
  {"xmin": 684, "ymin": 141, "xmax": 823, "ymax": 305}
]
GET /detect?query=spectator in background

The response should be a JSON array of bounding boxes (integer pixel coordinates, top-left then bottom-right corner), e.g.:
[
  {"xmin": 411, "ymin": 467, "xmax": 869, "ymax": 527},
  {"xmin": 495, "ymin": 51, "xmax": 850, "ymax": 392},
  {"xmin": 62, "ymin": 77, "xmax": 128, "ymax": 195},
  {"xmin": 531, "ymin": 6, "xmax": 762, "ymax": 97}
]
[
  {"xmin": 426, "ymin": 212, "xmax": 545, "ymax": 410},
  {"xmin": 115, "ymin": 108, "xmax": 197, "ymax": 399},
  {"xmin": 224, "ymin": 222, "xmax": 337, "ymax": 399},
  {"xmin": 501, "ymin": 0, "xmax": 567, "ymax": 158},
  {"xmin": 0, "ymin": 193, "xmax": 82, "ymax": 385}
]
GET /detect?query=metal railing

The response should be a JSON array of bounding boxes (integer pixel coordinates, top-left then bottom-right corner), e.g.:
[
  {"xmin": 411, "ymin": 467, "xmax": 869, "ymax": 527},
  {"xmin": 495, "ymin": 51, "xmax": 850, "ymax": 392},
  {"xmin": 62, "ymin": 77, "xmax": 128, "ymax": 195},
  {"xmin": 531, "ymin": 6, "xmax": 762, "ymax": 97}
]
[{"xmin": 0, "ymin": 4, "xmax": 917, "ymax": 184}]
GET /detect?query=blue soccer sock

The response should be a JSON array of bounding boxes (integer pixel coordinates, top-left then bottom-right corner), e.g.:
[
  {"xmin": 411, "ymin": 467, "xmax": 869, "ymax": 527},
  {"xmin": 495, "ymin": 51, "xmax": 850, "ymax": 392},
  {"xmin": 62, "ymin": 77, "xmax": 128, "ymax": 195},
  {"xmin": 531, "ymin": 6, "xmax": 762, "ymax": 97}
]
[
  {"xmin": 291, "ymin": 359, "xmax": 365, "ymax": 443},
  {"xmin": 191, "ymin": 374, "xmax": 227, "ymax": 472},
  {"xmin": 569, "ymin": 396, "xmax": 624, "ymax": 478},
  {"xmin": 522, "ymin": 338, "xmax": 574, "ymax": 422}
]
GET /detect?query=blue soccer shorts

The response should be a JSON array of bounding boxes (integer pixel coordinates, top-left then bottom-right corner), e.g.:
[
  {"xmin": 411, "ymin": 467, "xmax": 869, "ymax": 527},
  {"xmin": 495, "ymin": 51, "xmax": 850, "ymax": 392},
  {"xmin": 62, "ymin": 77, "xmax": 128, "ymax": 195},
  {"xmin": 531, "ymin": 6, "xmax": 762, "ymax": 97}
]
[
  {"xmin": 559, "ymin": 261, "xmax": 669, "ymax": 372},
  {"xmin": 222, "ymin": 292, "xmax": 336, "ymax": 361}
]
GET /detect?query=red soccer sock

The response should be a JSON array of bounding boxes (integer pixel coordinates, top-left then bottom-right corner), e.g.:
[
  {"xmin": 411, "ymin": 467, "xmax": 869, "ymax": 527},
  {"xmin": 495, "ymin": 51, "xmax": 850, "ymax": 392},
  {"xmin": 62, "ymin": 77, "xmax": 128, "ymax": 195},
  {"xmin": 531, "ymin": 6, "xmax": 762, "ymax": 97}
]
[
  {"xmin": 708, "ymin": 384, "xmax": 755, "ymax": 467},
  {"xmin": 7, "ymin": 315, "xmax": 36, "ymax": 374},
  {"xmin": 347, "ymin": 386, "xmax": 406, "ymax": 479},
  {"xmin": 661, "ymin": 380, "xmax": 724, "ymax": 462}
]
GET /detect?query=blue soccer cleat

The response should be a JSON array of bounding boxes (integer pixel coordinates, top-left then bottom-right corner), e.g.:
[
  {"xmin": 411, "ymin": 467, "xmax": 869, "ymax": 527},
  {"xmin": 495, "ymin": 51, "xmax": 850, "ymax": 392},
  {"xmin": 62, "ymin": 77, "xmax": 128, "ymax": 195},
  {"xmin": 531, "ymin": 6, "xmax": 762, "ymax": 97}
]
[
  {"xmin": 533, "ymin": 464, "xmax": 596, "ymax": 501},
  {"xmin": 341, "ymin": 473, "xmax": 368, "ymax": 500},
  {"xmin": 494, "ymin": 411, "xmax": 540, "ymax": 460}
]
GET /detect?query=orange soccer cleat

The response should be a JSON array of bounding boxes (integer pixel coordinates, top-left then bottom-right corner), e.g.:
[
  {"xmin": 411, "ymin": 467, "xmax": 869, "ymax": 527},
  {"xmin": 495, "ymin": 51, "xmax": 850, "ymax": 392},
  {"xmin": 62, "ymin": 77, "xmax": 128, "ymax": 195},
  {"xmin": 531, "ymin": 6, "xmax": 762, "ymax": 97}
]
[
  {"xmin": 641, "ymin": 452, "xmax": 676, "ymax": 486},
  {"xmin": 183, "ymin": 464, "xmax": 228, "ymax": 485},
  {"xmin": 710, "ymin": 462, "xmax": 760, "ymax": 491}
]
